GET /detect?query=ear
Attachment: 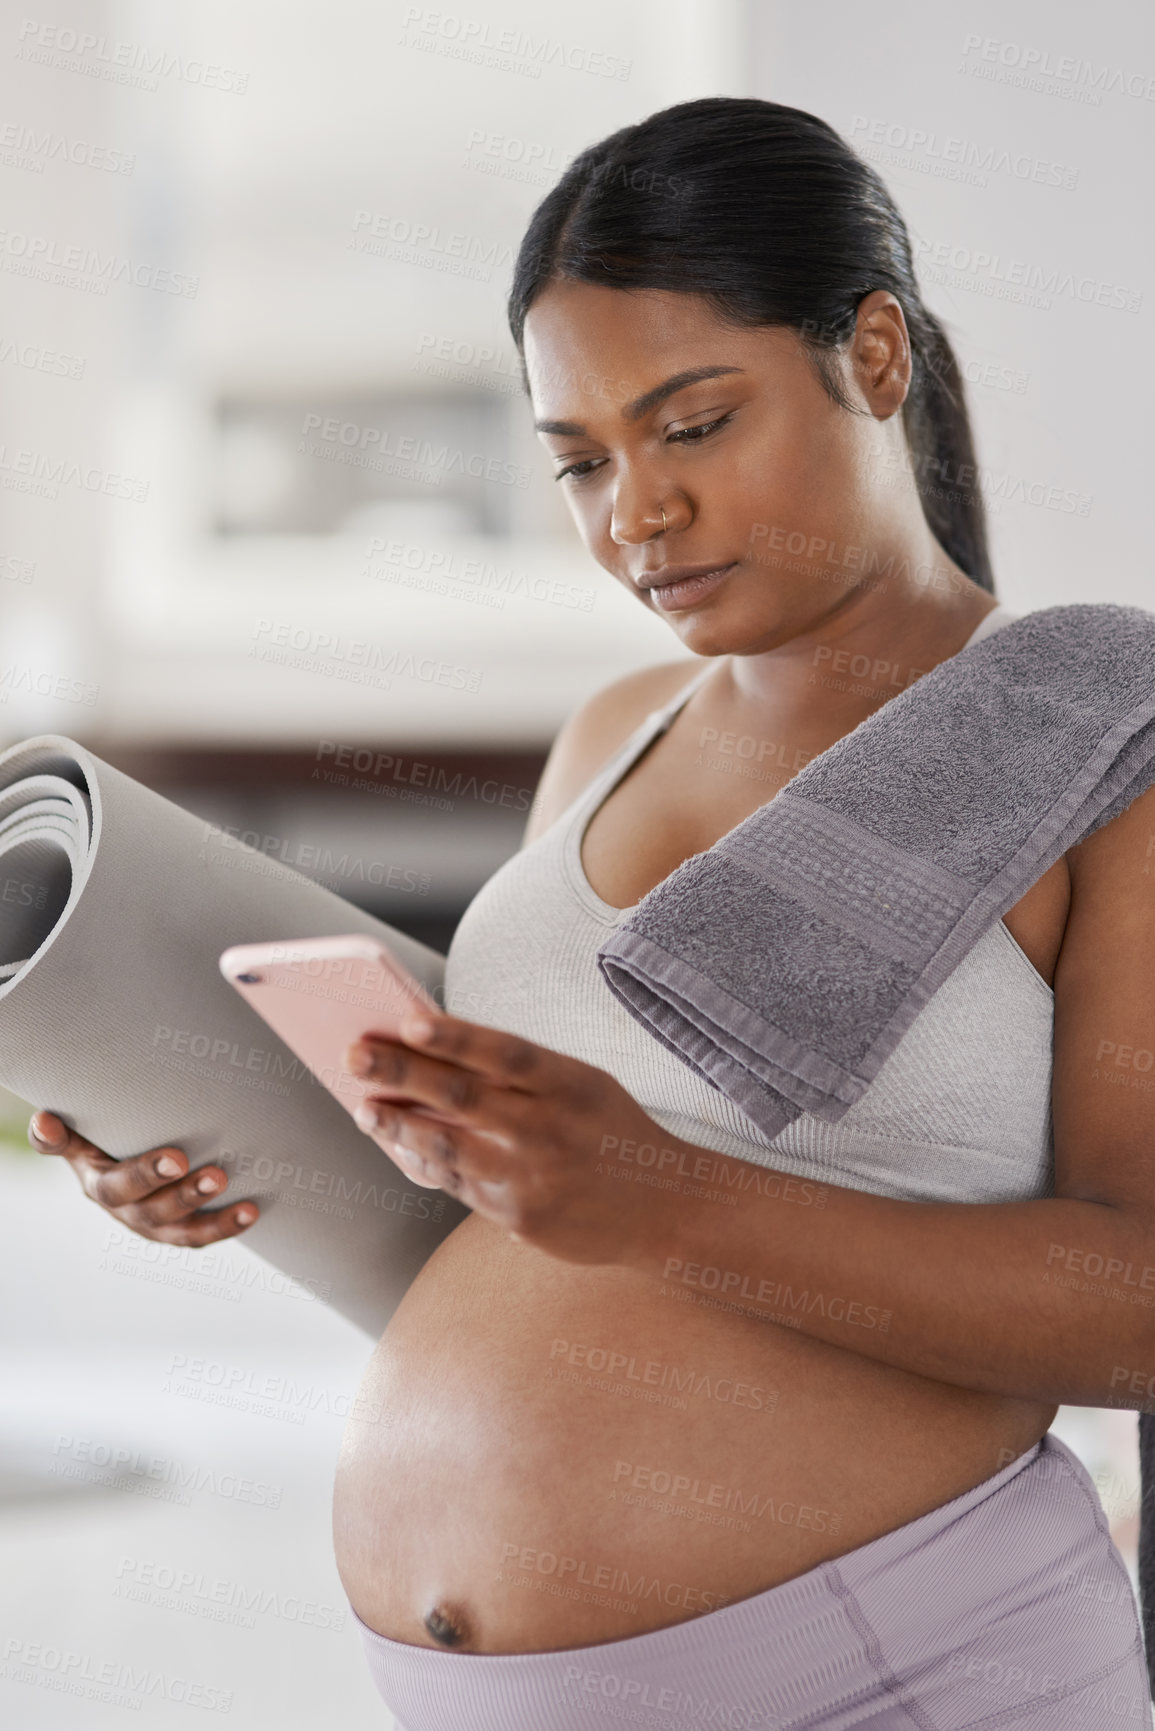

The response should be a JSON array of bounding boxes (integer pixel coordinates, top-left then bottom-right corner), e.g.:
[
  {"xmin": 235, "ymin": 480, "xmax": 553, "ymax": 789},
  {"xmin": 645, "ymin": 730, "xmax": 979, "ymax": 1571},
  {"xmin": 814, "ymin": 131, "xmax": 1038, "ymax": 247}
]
[{"xmin": 847, "ymin": 290, "xmax": 912, "ymax": 421}]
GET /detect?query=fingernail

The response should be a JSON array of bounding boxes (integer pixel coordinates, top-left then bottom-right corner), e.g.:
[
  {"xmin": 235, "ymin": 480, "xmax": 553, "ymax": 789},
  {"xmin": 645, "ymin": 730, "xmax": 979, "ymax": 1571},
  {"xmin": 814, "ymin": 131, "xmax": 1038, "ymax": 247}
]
[
  {"xmin": 353, "ymin": 1103, "xmax": 379, "ymax": 1134},
  {"xmin": 235, "ymin": 1205, "xmax": 257, "ymax": 1226},
  {"xmin": 196, "ymin": 1172, "xmax": 221, "ymax": 1193},
  {"xmin": 29, "ymin": 1113, "xmax": 65, "ymax": 1148},
  {"xmin": 157, "ymin": 1154, "xmax": 182, "ymax": 1178},
  {"xmin": 401, "ymin": 1012, "xmax": 435, "ymax": 1043}
]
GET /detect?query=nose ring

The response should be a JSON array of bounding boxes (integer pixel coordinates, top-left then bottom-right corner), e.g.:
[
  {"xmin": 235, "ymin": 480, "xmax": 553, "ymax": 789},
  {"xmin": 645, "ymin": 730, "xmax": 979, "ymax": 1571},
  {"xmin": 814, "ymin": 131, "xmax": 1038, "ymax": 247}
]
[{"xmin": 660, "ymin": 506, "xmax": 668, "ymax": 532}]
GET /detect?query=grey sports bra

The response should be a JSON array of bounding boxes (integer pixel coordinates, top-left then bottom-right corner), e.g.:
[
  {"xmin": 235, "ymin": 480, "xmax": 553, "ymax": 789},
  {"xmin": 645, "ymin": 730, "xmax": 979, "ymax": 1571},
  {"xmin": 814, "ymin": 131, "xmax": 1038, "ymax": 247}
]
[{"xmin": 443, "ymin": 606, "xmax": 1055, "ymax": 1205}]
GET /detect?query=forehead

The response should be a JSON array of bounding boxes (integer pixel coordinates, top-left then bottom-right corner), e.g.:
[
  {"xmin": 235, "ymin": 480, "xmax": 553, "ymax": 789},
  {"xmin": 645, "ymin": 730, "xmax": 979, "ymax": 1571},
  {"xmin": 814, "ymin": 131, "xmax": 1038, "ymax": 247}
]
[{"xmin": 523, "ymin": 280, "xmax": 782, "ymax": 423}]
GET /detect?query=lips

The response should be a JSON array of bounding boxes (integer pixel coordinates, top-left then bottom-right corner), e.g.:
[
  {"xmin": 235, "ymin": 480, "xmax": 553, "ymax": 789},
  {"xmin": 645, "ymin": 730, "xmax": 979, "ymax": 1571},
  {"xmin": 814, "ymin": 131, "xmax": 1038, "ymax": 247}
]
[
  {"xmin": 634, "ymin": 562, "xmax": 736, "ymax": 591},
  {"xmin": 636, "ymin": 562, "xmax": 738, "ymax": 613}
]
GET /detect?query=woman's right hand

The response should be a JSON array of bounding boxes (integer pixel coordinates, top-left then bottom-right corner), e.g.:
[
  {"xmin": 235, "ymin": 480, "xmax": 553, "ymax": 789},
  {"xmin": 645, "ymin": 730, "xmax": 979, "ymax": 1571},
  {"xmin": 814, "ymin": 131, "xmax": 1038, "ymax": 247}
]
[{"xmin": 28, "ymin": 1111, "xmax": 259, "ymax": 1245}]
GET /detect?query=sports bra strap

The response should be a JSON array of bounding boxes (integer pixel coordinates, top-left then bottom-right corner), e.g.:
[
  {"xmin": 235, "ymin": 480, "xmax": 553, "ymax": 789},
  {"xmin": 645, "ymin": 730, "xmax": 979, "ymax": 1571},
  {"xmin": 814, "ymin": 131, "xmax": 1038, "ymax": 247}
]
[{"xmin": 648, "ymin": 658, "xmax": 719, "ymax": 729}]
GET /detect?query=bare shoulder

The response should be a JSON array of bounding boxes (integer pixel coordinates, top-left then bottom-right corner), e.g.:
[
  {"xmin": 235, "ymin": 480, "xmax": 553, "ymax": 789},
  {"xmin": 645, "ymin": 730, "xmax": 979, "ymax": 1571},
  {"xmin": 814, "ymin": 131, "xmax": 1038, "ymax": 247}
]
[
  {"xmin": 1065, "ymin": 777, "xmax": 1155, "ymax": 898},
  {"xmin": 1050, "ymin": 778, "xmax": 1155, "ymax": 1207},
  {"xmin": 522, "ymin": 659, "xmax": 709, "ymax": 846}
]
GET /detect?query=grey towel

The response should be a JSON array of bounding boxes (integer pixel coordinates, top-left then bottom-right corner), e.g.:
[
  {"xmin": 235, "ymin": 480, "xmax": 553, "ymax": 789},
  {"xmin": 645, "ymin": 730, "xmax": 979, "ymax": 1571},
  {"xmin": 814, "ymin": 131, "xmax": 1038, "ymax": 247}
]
[{"xmin": 596, "ymin": 603, "xmax": 1155, "ymax": 1140}]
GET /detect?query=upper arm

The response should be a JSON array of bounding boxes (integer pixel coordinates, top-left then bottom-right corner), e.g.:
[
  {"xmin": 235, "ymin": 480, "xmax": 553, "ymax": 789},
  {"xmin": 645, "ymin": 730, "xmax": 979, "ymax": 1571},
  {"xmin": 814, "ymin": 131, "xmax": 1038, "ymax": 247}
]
[
  {"xmin": 1050, "ymin": 779, "xmax": 1155, "ymax": 1211},
  {"xmin": 520, "ymin": 660, "xmax": 703, "ymax": 849}
]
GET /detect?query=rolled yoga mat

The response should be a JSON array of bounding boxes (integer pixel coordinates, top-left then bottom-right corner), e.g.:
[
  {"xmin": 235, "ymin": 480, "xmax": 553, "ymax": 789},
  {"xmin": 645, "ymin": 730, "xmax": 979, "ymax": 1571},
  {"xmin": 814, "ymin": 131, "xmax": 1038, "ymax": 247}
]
[{"xmin": 0, "ymin": 734, "xmax": 471, "ymax": 1336}]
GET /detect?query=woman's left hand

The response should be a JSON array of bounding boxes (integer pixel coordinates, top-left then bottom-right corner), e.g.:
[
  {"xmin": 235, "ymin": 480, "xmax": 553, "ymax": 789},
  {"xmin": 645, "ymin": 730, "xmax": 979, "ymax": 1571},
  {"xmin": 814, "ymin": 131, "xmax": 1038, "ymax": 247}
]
[{"xmin": 345, "ymin": 1008, "xmax": 680, "ymax": 1267}]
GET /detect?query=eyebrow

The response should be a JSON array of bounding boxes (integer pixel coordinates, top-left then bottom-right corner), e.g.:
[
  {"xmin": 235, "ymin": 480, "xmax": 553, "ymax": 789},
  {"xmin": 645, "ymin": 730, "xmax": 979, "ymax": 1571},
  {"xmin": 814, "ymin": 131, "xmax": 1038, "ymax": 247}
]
[{"xmin": 533, "ymin": 365, "xmax": 745, "ymax": 436}]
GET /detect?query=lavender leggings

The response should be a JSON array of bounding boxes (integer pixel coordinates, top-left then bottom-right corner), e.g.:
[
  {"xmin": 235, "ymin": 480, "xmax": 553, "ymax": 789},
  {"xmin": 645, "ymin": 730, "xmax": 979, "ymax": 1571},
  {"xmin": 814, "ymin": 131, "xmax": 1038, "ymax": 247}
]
[{"xmin": 354, "ymin": 1434, "xmax": 1151, "ymax": 1730}]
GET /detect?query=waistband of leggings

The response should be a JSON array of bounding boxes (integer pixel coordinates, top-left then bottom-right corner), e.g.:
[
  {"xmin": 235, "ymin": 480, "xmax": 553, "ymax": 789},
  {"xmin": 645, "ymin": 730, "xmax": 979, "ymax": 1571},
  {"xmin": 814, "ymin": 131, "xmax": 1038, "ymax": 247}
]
[
  {"xmin": 350, "ymin": 1433, "xmax": 1070, "ymax": 1670},
  {"xmin": 828, "ymin": 1431, "xmax": 1091, "ymax": 1598}
]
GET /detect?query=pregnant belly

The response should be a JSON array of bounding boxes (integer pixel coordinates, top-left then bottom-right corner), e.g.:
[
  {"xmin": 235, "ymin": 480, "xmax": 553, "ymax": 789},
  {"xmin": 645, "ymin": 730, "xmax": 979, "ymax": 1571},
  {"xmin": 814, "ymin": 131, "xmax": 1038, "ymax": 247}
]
[{"xmin": 333, "ymin": 1213, "xmax": 1055, "ymax": 1655}]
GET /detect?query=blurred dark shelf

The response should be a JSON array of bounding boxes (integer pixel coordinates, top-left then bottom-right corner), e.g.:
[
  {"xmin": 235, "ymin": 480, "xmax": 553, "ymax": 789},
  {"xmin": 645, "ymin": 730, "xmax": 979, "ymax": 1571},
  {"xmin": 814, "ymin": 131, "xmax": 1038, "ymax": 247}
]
[
  {"xmin": 85, "ymin": 742, "xmax": 550, "ymax": 958},
  {"xmin": 95, "ymin": 744, "xmax": 547, "ymax": 792}
]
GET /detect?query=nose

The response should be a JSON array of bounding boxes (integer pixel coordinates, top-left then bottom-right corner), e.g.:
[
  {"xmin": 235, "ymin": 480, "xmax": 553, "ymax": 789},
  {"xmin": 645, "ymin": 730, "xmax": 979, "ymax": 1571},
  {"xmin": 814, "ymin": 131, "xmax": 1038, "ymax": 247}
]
[{"xmin": 609, "ymin": 467, "xmax": 669, "ymax": 546}]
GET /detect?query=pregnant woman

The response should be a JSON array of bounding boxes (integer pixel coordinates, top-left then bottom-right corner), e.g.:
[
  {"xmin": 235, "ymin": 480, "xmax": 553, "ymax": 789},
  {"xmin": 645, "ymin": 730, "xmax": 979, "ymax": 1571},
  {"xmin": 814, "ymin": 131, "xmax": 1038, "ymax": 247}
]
[{"xmin": 32, "ymin": 100, "xmax": 1154, "ymax": 1729}]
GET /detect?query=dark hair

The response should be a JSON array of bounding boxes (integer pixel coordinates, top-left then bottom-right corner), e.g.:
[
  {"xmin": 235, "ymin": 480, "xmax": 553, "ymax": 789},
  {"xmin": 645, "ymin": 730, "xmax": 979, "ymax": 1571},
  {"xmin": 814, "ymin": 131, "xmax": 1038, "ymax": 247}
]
[{"xmin": 507, "ymin": 96, "xmax": 995, "ymax": 595}]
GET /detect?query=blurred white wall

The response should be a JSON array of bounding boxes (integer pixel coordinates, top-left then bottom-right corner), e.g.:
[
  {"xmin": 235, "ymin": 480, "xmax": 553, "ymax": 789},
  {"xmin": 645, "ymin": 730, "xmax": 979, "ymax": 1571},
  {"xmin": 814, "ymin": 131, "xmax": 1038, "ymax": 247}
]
[
  {"xmin": 3, "ymin": 0, "xmax": 1149, "ymax": 750},
  {"xmin": 1, "ymin": 0, "xmax": 752, "ymax": 749},
  {"xmin": 750, "ymin": 0, "xmax": 1154, "ymax": 616}
]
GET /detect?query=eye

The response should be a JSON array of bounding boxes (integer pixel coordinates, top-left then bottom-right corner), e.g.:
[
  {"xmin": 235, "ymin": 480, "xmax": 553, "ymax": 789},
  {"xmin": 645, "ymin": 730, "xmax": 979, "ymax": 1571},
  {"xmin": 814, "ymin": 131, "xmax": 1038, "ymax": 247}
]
[
  {"xmin": 553, "ymin": 411, "xmax": 735, "ymax": 485},
  {"xmin": 667, "ymin": 412, "xmax": 734, "ymax": 445},
  {"xmin": 554, "ymin": 456, "xmax": 606, "ymax": 484}
]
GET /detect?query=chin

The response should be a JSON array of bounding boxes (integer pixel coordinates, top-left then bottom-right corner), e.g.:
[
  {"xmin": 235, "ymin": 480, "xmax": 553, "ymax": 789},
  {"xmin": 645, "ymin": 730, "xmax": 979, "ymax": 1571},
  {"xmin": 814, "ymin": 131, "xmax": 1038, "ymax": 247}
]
[{"xmin": 661, "ymin": 605, "xmax": 768, "ymax": 658}]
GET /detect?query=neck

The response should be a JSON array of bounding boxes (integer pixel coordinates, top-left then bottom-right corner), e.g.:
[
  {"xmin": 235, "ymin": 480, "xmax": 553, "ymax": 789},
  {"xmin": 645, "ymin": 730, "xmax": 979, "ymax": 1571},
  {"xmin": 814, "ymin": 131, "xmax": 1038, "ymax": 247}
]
[{"xmin": 725, "ymin": 548, "xmax": 997, "ymax": 713}]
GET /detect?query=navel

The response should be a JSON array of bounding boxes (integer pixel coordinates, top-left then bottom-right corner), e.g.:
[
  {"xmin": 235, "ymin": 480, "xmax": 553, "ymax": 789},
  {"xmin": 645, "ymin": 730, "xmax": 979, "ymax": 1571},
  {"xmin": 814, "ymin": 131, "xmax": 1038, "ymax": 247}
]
[{"xmin": 424, "ymin": 1603, "xmax": 470, "ymax": 1647}]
